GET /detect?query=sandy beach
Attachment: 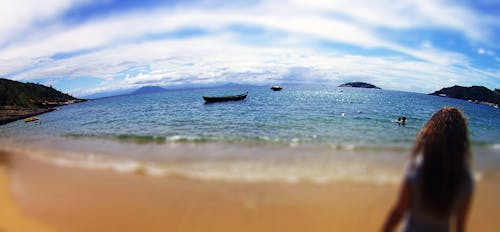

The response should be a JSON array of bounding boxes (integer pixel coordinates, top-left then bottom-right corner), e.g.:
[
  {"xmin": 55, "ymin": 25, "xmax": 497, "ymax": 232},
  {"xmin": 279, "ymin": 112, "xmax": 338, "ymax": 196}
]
[
  {"xmin": 1, "ymin": 0, "xmax": 499, "ymax": 231},
  {"xmin": 0, "ymin": 149, "xmax": 499, "ymax": 232}
]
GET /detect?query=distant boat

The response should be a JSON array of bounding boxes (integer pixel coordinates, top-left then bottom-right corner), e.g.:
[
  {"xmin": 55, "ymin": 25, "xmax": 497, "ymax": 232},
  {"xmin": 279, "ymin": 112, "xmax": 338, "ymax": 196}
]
[
  {"xmin": 24, "ymin": 117, "xmax": 39, "ymax": 123},
  {"xmin": 271, "ymin": 86, "xmax": 283, "ymax": 91},
  {"xmin": 203, "ymin": 92, "xmax": 248, "ymax": 103}
]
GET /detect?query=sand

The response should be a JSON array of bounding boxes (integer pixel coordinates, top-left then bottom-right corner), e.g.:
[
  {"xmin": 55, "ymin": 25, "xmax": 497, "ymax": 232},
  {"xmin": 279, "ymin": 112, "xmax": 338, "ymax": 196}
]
[
  {"xmin": 0, "ymin": 150, "xmax": 499, "ymax": 232},
  {"xmin": 0, "ymin": 153, "xmax": 55, "ymax": 232}
]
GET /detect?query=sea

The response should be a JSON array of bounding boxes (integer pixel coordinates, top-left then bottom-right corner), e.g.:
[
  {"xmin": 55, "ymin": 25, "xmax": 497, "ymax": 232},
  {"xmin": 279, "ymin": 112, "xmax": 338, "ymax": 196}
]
[{"xmin": 1, "ymin": 85, "xmax": 499, "ymax": 184}]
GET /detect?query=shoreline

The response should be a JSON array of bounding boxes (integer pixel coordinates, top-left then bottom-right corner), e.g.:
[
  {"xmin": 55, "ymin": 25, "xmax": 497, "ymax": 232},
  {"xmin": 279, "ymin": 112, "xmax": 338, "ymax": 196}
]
[
  {"xmin": 1, "ymin": 148, "xmax": 500, "ymax": 231},
  {"xmin": 0, "ymin": 106, "xmax": 55, "ymax": 125},
  {"xmin": 0, "ymin": 136, "xmax": 497, "ymax": 185},
  {"xmin": 0, "ymin": 100, "xmax": 86, "ymax": 125},
  {"xmin": 0, "ymin": 137, "xmax": 414, "ymax": 185}
]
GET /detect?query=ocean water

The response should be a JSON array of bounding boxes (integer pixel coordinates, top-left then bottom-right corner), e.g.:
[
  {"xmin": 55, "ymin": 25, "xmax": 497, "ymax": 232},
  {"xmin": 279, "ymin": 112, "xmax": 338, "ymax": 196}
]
[{"xmin": 0, "ymin": 85, "xmax": 499, "ymax": 184}]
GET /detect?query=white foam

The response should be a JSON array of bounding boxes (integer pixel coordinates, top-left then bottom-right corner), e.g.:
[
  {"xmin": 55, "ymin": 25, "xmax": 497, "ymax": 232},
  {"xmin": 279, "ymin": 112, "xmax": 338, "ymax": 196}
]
[
  {"xmin": 0, "ymin": 143, "xmax": 410, "ymax": 185},
  {"xmin": 491, "ymin": 144, "xmax": 500, "ymax": 150}
]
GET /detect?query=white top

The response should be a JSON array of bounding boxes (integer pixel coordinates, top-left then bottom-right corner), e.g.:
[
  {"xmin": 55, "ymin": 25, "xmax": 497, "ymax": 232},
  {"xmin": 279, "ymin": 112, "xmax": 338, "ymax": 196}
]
[{"xmin": 402, "ymin": 164, "xmax": 473, "ymax": 232}]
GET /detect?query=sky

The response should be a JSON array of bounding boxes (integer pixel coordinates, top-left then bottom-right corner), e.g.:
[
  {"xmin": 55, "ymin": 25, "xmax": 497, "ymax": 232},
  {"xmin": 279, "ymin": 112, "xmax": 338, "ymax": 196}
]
[{"xmin": 0, "ymin": 0, "xmax": 499, "ymax": 97}]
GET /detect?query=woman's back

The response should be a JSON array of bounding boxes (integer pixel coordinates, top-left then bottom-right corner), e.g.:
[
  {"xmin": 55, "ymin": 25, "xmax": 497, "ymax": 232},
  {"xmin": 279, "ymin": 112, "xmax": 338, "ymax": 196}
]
[
  {"xmin": 383, "ymin": 107, "xmax": 474, "ymax": 232},
  {"xmin": 403, "ymin": 165, "xmax": 473, "ymax": 232}
]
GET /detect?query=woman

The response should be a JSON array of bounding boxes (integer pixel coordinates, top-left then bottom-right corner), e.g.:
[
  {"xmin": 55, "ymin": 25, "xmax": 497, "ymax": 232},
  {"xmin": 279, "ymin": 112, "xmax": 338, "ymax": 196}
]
[{"xmin": 383, "ymin": 107, "xmax": 474, "ymax": 232}]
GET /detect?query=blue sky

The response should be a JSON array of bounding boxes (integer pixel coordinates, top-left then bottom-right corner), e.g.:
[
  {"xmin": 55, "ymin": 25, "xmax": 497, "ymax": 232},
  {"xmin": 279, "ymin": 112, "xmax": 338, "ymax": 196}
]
[{"xmin": 0, "ymin": 0, "xmax": 499, "ymax": 96}]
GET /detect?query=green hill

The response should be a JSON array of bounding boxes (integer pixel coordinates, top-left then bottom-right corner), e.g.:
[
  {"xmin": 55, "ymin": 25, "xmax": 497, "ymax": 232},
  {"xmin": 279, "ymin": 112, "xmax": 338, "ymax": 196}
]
[
  {"xmin": 430, "ymin": 85, "xmax": 500, "ymax": 105},
  {"xmin": 0, "ymin": 78, "xmax": 82, "ymax": 108},
  {"xmin": 0, "ymin": 78, "xmax": 85, "ymax": 125}
]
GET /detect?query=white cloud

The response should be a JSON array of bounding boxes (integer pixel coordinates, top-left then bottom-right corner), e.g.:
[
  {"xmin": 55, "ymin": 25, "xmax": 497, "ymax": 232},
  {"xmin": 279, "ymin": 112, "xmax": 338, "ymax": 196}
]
[
  {"xmin": 0, "ymin": 0, "xmax": 499, "ymax": 95},
  {"xmin": 421, "ymin": 40, "xmax": 432, "ymax": 49},
  {"xmin": 477, "ymin": 48, "xmax": 496, "ymax": 57},
  {"xmin": 0, "ymin": 1, "xmax": 473, "ymax": 65},
  {"xmin": 291, "ymin": 0, "xmax": 490, "ymax": 42},
  {"xmin": 16, "ymin": 33, "xmax": 492, "ymax": 96},
  {"xmin": 0, "ymin": 0, "xmax": 92, "ymax": 45}
]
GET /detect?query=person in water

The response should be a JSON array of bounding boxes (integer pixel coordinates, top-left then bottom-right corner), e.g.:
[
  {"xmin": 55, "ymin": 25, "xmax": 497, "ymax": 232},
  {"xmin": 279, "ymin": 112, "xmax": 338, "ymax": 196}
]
[
  {"xmin": 382, "ymin": 107, "xmax": 473, "ymax": 232},
  {"xmin": 396, "ymin": 117, "xmax": 406, "ymax": 126}
]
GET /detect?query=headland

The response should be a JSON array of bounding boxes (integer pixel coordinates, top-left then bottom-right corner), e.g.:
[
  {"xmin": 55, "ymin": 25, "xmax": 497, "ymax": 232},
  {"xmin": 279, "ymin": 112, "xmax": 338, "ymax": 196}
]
[{"xmin": 0, "ymin": 78, "xmax": 86, "ymax": 125}]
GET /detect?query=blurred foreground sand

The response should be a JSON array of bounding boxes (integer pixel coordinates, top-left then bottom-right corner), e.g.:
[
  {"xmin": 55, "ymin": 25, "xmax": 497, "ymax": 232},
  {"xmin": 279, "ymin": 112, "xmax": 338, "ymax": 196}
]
[{"xmin": 0, "ymin": 151, "xmax": 498, "ymax": 232}]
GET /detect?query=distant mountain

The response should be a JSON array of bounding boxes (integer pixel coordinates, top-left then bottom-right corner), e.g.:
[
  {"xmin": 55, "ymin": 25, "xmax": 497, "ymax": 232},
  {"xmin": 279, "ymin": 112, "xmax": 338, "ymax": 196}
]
[
  {"xmin": 83, "ymin": 82, "xmax": 261, "ymax": 99},
  {"xmin": 0, "ymin": 78, "xmax": 86, "ymax": 125},
  {"xmin": 430, "ymin": 85, "xmax": 500, "ymax": 105},
  {"xmin": 131, "ymin": 86, "xmax": 167, "ymax": 95},
  {"xmin": 338, "ymin": 82, "xmax": 381, "ymax": 89}
]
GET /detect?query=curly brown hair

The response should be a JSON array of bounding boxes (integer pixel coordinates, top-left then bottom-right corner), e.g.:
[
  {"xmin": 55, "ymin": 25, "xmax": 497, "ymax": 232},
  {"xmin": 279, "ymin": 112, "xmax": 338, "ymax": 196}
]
[{"xmin": 411, "ymin": 106, "xmax": 471, "ymax": 218}]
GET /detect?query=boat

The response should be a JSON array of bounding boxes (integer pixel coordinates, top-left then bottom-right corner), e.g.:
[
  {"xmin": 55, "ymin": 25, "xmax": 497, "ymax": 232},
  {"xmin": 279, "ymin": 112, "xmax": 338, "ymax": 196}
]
[
  {"xmin": 271, "ymin": 86, "xmax": 283, "ymax": 91},
  {"xmin": 24, "ymin": 117, "xmax": 39, "ymax": 123},
  {"xmin": 203, "ymin": 92, "xmax": 248, "ymax": 103}
]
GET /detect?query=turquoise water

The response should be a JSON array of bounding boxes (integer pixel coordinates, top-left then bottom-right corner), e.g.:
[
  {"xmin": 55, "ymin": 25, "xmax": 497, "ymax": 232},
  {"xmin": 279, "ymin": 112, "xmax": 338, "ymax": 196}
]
[
  {"xmin": 1, "ymin": 85, "xmax": 498, "ymax": 183},
  {"xmin": 1, "ymin": 85, "xmax": 499, "ymax": 148}
]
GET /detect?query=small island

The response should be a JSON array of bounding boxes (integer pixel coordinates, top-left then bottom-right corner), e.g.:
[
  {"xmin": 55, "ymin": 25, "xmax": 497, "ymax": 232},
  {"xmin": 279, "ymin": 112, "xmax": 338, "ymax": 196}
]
[
  {"xmin": 0, "ymin": 78, "xmax": 86, "ymax": 125},
  {"xmin": 338, "ymin": 82, "xmax": 381, "ymax": 89},
  {"xmin": 430, "ymin": 85, "xmax": 499, "ymax": 108}
]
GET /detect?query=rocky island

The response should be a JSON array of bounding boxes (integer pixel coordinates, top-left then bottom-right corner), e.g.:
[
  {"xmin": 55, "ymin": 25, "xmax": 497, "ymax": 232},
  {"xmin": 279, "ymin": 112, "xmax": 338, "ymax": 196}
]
[
  {"xmin": 338, "ymin": 82, "xmax": 381, "ymax": 89},
  {"xmin": 430, "ymin": 85, "xmax": 499, "ymax": 108},
  {"xmin": 0, "ymin": 78, "xmax": 86, "ymax": 125}
]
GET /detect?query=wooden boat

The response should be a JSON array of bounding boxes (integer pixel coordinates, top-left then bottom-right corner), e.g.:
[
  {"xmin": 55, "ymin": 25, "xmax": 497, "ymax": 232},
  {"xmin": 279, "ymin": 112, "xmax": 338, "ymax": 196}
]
[
  {"xmin": 203, "ymin": 92, "xmax": 248, "ymax": 103},
  {"xmin": 24, "ymin": 117, "xmax": 39, "ymax": 123},
  {"xmin": 271, "ymin": 86, "xmax": 283, "ymax": 91}
]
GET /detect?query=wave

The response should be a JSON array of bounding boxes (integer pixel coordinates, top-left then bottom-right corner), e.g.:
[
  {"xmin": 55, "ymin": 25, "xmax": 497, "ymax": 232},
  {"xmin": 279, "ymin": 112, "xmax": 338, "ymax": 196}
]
[
  {"xmin": 61, "ymin": 132, "xmax": 499, "ymax": 152},
  {"xmin": 1, "ymin": 144, "xmax": 409, "ymax": 185},
  {"xmin": 6, "ymin": 146, "xmax": 487, "ymax": 185},
  {"xmin": 489, "ymin": 143, "xmax": 500, "ymax": 150},
  {"xmin": 61, "ymin": 133, "xmax": 415, "ymax": 153},
  {"xmin": 0, "ymin": 137, "xmax": 490, "ymax": 185},
  {"xmin": 2, "ymin": 129, "xmax": 496, "ymax": 184}
]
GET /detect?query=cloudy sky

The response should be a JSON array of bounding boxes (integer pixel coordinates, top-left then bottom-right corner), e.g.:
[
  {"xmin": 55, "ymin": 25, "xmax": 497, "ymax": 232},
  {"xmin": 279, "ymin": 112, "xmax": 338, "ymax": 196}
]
[{"xmin": 1, "ymin": 0, "xmax": 499, "ymax": 96}]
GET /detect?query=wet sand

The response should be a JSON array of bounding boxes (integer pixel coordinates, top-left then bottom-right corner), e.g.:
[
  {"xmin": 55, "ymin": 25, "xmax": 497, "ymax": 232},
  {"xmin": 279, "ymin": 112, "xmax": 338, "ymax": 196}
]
[{"xmin": 1, "ymin": 151, "xmax": 499, "ymax": 232}]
